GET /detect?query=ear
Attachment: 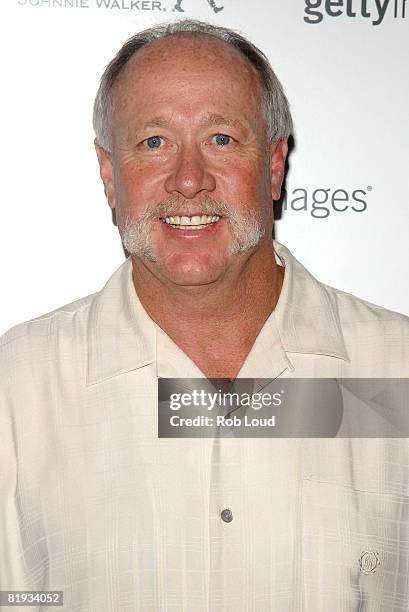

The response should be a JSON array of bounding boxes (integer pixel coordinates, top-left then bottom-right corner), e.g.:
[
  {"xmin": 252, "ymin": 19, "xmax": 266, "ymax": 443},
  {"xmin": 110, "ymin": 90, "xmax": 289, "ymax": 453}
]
[
  {"xmin": 94, "ymin": 140, "xmax": 116, "ymax": 211},
  {"xmin": 270, "ymin": 139, "xmax": 288, "ymax": 201}
]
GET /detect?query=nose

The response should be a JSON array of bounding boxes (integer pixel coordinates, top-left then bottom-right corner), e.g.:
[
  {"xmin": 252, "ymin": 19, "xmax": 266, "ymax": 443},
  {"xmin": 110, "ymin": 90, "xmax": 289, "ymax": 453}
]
[{"xmin": 164, "ymin": 142, "xmax": 216, "ymax": 199}]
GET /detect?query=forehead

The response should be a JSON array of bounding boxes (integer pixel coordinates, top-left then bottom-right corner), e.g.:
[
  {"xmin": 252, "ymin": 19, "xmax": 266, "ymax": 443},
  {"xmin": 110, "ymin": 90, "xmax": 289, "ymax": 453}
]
[{"xmin": 111, "ymin": 34, "xmax": 265, "ymax": 127}]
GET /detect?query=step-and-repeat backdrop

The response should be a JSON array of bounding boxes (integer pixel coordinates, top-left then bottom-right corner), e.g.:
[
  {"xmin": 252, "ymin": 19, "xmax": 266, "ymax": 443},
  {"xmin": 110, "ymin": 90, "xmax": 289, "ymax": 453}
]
[{"xmin": 1, "ymin": 0, "xmax": 408, "ymax": 332}]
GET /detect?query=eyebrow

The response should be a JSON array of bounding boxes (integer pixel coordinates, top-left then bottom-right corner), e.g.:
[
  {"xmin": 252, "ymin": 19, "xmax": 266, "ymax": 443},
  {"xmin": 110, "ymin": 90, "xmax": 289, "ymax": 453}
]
[
  {"xmin": 199, "ymin": 113, "xmax": 247, "ymax": 131},
  {"xmin": 141, "ymin": 116, "xmax": 171, "ymax": 129}
]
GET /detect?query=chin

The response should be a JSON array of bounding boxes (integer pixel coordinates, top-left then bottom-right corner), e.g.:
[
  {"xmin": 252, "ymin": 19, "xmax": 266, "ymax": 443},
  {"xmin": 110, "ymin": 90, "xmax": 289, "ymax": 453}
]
[{"xmin": 157, "ymin": 254, "xmax": 227, "ymax": 286}]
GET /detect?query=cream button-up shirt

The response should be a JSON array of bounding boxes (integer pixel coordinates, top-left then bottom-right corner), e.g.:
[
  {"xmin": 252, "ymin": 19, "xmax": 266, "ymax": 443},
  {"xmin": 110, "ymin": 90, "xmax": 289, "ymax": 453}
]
[{"xmin": 1, "ymin": 241, "xmax": 409, "ymax": 611}]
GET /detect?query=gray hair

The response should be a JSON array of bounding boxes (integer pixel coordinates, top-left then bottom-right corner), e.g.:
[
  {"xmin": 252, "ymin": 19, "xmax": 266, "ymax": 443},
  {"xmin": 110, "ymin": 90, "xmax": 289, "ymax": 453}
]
[{"xmin": 93, "ymin": 19, "xmax": 293, "ymax": 153}]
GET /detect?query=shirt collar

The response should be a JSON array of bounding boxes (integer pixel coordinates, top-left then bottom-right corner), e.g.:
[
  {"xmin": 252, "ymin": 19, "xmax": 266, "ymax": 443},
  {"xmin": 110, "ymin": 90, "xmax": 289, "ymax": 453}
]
[
  {"xmin": 272, "ymin": 240, "xmax": 349, "ymax": 363},
  {"xmin": 87, "ymin": 240, "xmax": 349, "ymax": 386},
  {"xmin": 87, "ymin": 257, "xmax": 156, "ymax": 386}
]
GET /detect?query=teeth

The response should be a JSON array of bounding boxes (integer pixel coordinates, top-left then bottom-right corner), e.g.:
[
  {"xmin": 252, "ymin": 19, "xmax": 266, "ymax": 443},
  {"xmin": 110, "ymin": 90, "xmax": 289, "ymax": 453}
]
[
  {"xmin": 163, "ymin": 214, "xmax": 220, "ymax": 227},
  {"xmin": 170, "ymin": 224, "xmax": 207, "ymax": 230}
]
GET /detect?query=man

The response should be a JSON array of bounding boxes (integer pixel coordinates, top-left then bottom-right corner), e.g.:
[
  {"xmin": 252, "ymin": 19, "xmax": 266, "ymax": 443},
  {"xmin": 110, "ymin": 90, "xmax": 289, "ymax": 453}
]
[{"xmin": 1, "ymin": 19, "xmax": 409, "ymax": 611}]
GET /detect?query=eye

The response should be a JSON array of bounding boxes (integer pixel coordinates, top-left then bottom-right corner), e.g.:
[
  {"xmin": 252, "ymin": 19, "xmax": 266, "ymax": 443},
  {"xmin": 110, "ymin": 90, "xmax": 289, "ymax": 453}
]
[
  {"xmin": 213, "ymin": 134, "xmax": 232, "ymax": 146},
  {"xmin": 144, "ymin": 136, "xmax": 163, "ymax": 149}
]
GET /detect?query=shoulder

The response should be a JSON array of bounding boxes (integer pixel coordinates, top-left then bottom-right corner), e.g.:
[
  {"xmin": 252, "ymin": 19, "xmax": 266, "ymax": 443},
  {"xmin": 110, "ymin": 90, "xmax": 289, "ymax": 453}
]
[
  {"xmin": 325, "ymin": 282, "xmax": 409, "ymax": 328},
  {"xmin": 324, "ymin": 283, "xmax": 409, "ymax": 374},
  {"xmin": 0, "ymin": 293, "xmax": 95, "ymax": 384},
  {"xmin": 1, "ymin": 292, "xmax": 95, "ymax": 345}
]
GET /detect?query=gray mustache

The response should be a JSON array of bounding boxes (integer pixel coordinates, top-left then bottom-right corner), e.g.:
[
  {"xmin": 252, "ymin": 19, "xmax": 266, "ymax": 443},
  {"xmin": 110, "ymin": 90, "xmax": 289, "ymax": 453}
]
[{"xmin": 143, "ymin": 197, "xmax": 237, "ymax": 220}]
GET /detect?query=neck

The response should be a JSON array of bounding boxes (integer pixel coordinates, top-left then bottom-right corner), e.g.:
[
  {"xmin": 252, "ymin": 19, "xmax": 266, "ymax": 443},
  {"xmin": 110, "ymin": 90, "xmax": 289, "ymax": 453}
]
[{"xmin": 130, "ymin": 241, "xmax": 284, "ymax": 377}]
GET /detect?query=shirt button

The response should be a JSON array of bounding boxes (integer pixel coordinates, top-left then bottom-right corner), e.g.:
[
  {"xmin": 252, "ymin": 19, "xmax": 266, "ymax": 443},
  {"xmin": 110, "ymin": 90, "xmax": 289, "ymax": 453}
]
[
  {"xmin": 221, "ymin": 508, "xmax": 233, "ymax": 523},
  {"xmin": 359, "ymin": 551, "xmax": 380, "ymax": 574}
]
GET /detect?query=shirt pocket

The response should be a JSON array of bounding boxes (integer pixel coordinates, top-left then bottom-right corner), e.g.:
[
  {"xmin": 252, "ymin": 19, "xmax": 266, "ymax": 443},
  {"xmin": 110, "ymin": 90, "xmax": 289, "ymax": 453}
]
[{"xmin": 300, "ymin": 479, "xmax": 409, "ymax": 612}]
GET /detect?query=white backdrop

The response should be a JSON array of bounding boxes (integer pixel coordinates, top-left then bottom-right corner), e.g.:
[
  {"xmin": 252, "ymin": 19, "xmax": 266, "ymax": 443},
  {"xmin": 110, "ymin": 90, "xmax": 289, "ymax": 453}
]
[{"xmin": 1, "ymin": 0, "xmax": 408, "ymax": 334}]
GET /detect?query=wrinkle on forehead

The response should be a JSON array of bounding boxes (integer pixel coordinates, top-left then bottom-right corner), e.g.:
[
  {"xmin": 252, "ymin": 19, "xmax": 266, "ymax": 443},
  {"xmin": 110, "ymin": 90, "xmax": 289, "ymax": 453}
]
[{"xmin": 111, "ymin": 33, "xmax": 265, "ymax": 127}]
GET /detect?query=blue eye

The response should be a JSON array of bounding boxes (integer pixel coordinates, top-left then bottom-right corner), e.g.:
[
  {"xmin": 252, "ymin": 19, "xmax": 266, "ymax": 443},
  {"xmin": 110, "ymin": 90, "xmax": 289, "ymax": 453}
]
[
  {"xmin": 146, "ymin": 136, "xmax": 163, "ymax": 149},
  {"xmin": 214, "ymin": 134, "xmax": 231, "ymax": 146}
]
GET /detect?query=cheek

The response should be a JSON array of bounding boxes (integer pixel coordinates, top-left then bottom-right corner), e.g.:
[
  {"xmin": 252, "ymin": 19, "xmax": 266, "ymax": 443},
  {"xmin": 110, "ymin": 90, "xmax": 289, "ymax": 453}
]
[
  {"xmin": 115, "ymin": 165, "xmax": 158, "ymax": 211},
  {"xmin": 224, "ymin": 164, "xmax": 271, "ymax": 206},
  {"xmin": 220, "ymin": 156, "xmax": 270, "ymax": 195}
]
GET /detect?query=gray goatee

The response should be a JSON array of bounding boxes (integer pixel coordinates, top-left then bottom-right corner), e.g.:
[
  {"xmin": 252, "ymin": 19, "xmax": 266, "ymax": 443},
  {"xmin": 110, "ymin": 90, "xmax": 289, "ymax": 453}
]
[{"xmin": 120, "ymin": 196, "xmax": 266, "ymax": 261}]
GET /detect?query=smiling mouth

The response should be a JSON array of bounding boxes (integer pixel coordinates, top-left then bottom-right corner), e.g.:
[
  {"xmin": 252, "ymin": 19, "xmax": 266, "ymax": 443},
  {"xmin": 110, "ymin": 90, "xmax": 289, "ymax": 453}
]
[{"xmin": 161, "ymin": 214, "xmax": 221, "ymax": 230}]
